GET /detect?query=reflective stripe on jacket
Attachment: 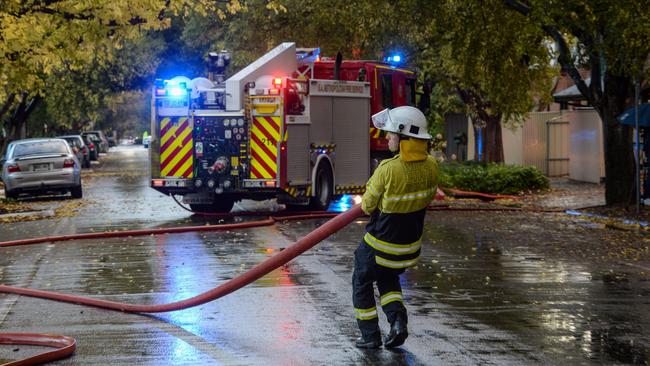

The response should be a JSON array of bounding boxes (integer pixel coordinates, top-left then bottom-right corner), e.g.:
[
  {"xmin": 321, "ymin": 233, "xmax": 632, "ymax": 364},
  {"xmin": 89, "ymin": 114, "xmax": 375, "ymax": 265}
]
[{"xmin": 361, "ymin": 153, "xmax": 438, "ymax": 269}]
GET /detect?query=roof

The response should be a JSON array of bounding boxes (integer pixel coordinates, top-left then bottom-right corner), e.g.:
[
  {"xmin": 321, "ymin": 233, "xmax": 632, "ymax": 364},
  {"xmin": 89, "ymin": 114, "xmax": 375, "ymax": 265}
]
[
  {"xmin": 9, "ymin": 138, "xmax": 66, "ymax": 144},
  {"xmin": 553, "ymin": 78, "xmax": 591, "ymax": 102}
]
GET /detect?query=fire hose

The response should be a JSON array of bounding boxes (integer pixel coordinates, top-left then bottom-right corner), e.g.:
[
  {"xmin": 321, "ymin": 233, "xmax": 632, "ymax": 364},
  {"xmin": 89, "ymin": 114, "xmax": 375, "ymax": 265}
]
[
  {"xmin": 0, "ymin": 199, "xmax": 563, "ymax": 365},
  {"xmin": 0, "ymin": 333, "xmax": 75, "ymax": 366},
  {"xmin": 0, "ymin": 206, "xmax": 360, "ymax": 365}
]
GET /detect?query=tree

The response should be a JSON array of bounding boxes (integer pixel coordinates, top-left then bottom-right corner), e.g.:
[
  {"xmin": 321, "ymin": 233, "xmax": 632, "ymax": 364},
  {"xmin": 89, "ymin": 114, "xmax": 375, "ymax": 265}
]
[
  {"xmin": 420, "ymin": 0, "xmax": 554, "ymax": 162},
  {"xmin": 0, "ymin": 0, "xmax": 249, "ymax": 153},
  {"xmin": 40, "ymin": 33, "xmax": 166, "ymax": 134},
  {"xmin": 505, "ymin": 0, "xmax": 650, "ymax": 206},
  {"xmin": 177, "ymin": 0, "xmax": 441, "ymax": 74}
]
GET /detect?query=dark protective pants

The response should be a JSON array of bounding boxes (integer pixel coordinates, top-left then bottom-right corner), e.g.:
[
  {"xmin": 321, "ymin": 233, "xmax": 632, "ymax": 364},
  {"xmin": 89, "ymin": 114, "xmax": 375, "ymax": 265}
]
[{"xmin": 352, "ymin": 240, "xmax": 407, "ymax": 340}]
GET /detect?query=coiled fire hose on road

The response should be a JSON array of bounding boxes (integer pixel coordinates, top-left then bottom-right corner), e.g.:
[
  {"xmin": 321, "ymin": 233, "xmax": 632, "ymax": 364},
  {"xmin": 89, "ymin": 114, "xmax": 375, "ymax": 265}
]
[{"xmin": 0, "ymin": 333, "xmax": 75, "ymax": 366}]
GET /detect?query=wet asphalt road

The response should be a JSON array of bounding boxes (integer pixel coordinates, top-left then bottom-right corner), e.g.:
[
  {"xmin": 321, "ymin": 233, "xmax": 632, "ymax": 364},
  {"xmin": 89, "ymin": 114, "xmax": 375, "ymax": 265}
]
[{"xmin": 1, "ymin": 145, "xmax": 649, "ymax": 365}]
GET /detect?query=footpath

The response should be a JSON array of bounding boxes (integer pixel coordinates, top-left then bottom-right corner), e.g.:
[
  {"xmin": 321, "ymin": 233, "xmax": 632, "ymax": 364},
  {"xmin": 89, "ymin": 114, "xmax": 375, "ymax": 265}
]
[{"xmin": 442, "ymin": 177, "xmax": 649, "ymax": 230}]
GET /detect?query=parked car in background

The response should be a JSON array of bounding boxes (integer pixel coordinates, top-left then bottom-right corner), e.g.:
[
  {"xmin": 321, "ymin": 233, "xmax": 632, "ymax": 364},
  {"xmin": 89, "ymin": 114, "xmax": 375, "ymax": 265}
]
[
  {"xmin": 83, "ymin": 134, "xmax": 100, "ymax": 161},
  {"xmin": 58, "ymin": 135, "xmax": 91, "ymax": 168},
  {"xmin": 81, "ymin": 131, "xmax": 109, "ymax": 154},
  {"xmin": 1, "ymin": 138, "xmax": 82, "ymax": 199}
]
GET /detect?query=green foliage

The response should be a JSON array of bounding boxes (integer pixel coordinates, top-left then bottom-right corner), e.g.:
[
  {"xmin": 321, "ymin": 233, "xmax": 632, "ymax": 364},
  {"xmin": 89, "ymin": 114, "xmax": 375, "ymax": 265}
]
[
  {"xmin": 181, "ymin": 0, "xmax": 440, "ymax": 74},
  {"xmin": 428, "ymin": 0, "xmax": 556, "ymax": 127},
  {"xmin": 98, "ymin": 91, "xmax": 151, "ymax": 137},
  {"xmin": 439, "ymin": 162, "xmax": 549, "ymax": 195},
  {"xmin": 0, "ymin": 1, "xmax": 249, "ymax": 135},
  {"xmin": 526, "ymin": 0, "xmax": 650, "ymax": 80}
]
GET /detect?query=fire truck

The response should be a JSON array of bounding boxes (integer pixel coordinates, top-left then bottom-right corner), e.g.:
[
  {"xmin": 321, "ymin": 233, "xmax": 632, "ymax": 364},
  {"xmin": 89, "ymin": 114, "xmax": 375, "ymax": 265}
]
[{"xmin": 150, "ymin": 42, "xmax": 417, "ymax": 212}]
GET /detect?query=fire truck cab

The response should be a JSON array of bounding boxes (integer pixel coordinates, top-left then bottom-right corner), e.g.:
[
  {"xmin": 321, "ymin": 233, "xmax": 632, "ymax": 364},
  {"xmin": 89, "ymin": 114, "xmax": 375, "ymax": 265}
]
[{"xmin": 150, "ymin": 43, "xmax": 417, "ymax": 212}]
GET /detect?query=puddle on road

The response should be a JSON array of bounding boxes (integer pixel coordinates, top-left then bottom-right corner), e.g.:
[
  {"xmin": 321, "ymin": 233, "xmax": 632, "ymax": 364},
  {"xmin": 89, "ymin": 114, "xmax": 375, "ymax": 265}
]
[{"xmin": 410, "ymin": 226, "xmax": 650, "ymax": 365}]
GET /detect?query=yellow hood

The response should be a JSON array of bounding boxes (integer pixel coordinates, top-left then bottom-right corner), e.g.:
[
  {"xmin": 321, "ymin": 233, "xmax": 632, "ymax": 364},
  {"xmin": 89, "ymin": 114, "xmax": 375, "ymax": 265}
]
[{"xmin": 399, "ymin": 139, "xmax": 428, "ymax": 162}]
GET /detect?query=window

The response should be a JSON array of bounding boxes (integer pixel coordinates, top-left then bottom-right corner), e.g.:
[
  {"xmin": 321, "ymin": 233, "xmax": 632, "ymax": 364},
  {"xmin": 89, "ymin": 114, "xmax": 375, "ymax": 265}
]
[
  {"xmin": 64, "ymin": 138, "xmax": 81, "ymax": 147},
  {"xmin": 405, "ymin": 79, "xmax": 416, "ymax": 106},
  {"xmin": 381, "ymin": 74, "xmax": 393, "ymax": 108},
  {"xmin": 13, "ymin": 141, "xmax": 69, "ymax": 158}
]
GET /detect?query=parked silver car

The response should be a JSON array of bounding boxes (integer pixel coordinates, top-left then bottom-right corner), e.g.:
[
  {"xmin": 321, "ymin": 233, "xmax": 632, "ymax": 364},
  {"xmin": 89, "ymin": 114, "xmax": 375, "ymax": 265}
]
[{"xmin": 1, "ymin": 138, "xmax": 82, "ymax": 199}]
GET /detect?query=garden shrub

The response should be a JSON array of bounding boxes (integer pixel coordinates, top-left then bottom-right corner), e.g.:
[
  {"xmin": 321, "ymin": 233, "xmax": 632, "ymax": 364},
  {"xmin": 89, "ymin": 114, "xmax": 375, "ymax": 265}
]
[{"xmin": 438, "ymin": 162, "xmax": 549, "ymax": 195}]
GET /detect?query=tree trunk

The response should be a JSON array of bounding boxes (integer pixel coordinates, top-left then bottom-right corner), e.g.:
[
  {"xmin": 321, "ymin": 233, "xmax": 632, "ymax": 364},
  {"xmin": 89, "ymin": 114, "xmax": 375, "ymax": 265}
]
[
  {"xmin": 456, "ymin": 87, "xmax": 505, "ymax": 163},
  {"xmin": 484, "ymin": 115, "xmax": 504, "ymax": 162},
  {"xmin": 597, "ymin": 73, "xmax": 636, "ymax": 207},
  {"xmin": 0, "ymin": 95, "xmax": 40, "ymax": 154}
]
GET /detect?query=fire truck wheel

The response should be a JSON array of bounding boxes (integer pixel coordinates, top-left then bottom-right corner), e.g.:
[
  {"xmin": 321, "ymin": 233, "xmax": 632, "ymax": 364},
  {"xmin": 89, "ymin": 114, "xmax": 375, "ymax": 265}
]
[
  {"xmin": 190, "ymin": 197, "xmax": 235, "ymax": 213},
  {"xmin": 309, "ymin": 163, "xmax": 333, "ymax": 211}
]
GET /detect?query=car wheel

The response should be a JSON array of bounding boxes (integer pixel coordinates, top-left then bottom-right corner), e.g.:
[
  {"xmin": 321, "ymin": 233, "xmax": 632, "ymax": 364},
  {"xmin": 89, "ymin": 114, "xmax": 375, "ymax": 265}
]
[{"xmin": 71, "ymin": 185, "xmax": 83, "ymax": 199}]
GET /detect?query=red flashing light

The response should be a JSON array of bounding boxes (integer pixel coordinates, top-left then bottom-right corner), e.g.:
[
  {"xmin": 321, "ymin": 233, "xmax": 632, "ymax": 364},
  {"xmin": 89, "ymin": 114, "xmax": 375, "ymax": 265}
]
[
  {"xmin": 264, "ymin": 181, "xmax": 276, "ymax": 187},
  {"xmin": 7, "ymin": 164, "xmax": 20, "ymax": 173},
  {"xmin": 316, "ymin": 55, "xmax": 321, "ymax": 62},
  {"xmin": 273, "ymin": 78, "xmax": 282, "ymax": 86},
  {"xmin": 152, "ymin": 179, "xmax": 165, "ymax": 187}
]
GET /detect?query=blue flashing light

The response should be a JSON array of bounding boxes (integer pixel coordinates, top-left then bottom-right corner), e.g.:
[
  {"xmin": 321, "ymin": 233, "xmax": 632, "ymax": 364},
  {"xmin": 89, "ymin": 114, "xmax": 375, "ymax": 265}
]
[
  {"xmin": 384, "ymin": 54, "xmax": 403, "ymax": 64},
  {"xmin": 163, "ymin": 80, "xmax": 188, "ymax": 99},
  {"xmin": 168, "ymin": 86, "xmax": 187, "ymax": 97},
  {"xmin": 330, "ymin": 194, "xmax": 354, "ymax": 213}
]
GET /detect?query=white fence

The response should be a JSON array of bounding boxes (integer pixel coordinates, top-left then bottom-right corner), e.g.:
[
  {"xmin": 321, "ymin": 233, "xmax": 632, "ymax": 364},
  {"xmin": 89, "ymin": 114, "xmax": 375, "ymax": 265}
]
[{"xmin": 467, "ymin": 109, "xmax": 605, "ymax": 182}]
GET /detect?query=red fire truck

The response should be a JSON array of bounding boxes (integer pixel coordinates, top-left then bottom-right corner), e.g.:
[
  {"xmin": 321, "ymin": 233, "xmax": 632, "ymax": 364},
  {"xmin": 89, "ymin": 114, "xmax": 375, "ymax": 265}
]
[{"xmin": 150, "ymin": 43, "xmax": 417, "ymax": 212}]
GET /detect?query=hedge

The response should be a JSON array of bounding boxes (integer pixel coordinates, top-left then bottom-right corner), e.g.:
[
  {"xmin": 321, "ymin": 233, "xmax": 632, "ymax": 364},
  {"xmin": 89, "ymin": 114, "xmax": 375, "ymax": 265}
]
[{"xmin": 438, "ymin": 161, "xmax": 549, "ymax": 195}]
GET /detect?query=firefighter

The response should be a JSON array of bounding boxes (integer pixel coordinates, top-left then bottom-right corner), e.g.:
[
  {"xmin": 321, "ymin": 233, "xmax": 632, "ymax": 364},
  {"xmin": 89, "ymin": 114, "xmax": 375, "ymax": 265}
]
[{"xmin": 353, "ymin": 106, "xmax": 438, "ymax": 349}]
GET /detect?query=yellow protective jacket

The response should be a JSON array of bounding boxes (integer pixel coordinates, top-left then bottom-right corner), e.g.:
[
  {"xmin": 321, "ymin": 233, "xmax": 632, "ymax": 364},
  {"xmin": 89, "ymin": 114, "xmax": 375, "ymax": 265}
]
[{"xmin": 361, "ymin": 139, "xmax": 438, "ymax": 269}]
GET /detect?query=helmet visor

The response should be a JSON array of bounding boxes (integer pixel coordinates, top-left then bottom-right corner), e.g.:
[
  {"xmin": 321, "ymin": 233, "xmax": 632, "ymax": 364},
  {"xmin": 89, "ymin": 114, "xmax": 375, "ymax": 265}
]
[{"xmin": 371, "ymin": 108, "xmax": 397, "ymax": 133}]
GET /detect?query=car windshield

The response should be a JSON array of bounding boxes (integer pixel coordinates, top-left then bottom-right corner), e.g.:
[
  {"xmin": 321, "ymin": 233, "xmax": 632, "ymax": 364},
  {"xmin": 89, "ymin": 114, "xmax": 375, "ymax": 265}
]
[{"xmin": 13, "ymin": 141, "xmax": 69, "ymax": 158}]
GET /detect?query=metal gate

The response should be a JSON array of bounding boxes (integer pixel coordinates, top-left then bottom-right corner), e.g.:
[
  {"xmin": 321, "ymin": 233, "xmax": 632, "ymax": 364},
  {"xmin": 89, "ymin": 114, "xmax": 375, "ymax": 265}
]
[
  {"xmin": 546, "ymin": 118, "xmax": 569, "ymax": 177},
  {"xmin": 523, "ymin": 112, "xmax": 569, "ymax": 177}
]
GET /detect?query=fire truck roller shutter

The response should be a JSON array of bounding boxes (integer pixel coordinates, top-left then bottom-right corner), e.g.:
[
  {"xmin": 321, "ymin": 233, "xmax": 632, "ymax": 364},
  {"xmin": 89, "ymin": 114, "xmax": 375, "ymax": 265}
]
[{"xmin": 160, "ymin": 117, "xmax": 194, "ymax": 178}]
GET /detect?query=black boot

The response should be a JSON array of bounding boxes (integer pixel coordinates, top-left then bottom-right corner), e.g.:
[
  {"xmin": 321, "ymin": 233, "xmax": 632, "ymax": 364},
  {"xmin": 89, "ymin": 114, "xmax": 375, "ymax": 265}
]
[
  {"xmin": 355, "ymin": 335, "xmax": 382, "ymax": 349},
  {"xmin": 384, "ymin": 315, "xmax": 408, "ymax": 348}
]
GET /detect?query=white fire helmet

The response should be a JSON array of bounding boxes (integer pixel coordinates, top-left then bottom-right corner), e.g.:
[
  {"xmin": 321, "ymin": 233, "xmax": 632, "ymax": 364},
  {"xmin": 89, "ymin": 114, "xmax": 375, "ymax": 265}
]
[{"xmin": 371, "ymin": 106, "xmax": 431, "ymax": 140}]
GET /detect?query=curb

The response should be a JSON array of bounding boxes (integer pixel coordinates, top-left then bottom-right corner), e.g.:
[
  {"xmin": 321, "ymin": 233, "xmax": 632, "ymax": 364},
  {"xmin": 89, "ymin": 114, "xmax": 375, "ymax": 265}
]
[{"xmin": 0, "ymin": 209, "xmax": 55, "ymax": 220}]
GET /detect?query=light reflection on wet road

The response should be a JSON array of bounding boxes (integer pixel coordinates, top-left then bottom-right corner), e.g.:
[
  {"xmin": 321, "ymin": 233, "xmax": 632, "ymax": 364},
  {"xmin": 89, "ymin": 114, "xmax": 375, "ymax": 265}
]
[{"xmin": 1, "ymin": 145, "xmax": 649, "ymax": 365}]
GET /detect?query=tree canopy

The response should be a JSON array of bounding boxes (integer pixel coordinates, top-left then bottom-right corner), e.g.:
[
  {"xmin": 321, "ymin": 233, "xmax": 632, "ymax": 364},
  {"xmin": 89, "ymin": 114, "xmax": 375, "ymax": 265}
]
[
  {"xmin": 0, "ymin": 0, "xmax": 250, "ymax": 148},
  {"xmin": 1, "ymin": 0, "xmax": 648, "ymax": 206}
]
